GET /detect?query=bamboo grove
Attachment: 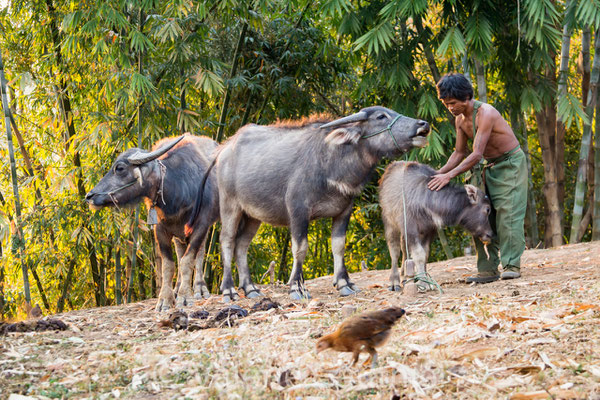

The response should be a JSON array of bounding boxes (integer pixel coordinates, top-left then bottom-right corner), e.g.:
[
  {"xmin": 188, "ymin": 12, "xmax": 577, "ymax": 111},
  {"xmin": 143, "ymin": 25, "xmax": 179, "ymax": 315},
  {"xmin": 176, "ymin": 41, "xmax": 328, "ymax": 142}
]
[{"xmin": 0, "ymin": 0, "xmax": 599, "ymax": 318}]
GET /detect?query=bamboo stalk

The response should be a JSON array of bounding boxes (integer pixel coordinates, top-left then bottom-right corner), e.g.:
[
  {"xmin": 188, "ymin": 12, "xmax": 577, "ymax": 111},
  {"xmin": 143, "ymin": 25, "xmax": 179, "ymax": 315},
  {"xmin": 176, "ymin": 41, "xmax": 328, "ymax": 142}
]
[
  {"xmin": 0, "ymin": 48, "xmax": 31, "ymax": 305},
  {"xmin": 570, "ymin": 31, "xmax": 600, "ymax": 243},
  {"xmin": 215, "ymin": 22, "xmax": 248, "ymax": 142},
  {"xmin": 129, "ymin": 7, "xmax": 146, "ymax": 303},
  {"xmin": 115, "ymin": 247, "xmax": 122, "ymax": 305},
  {"xmin": 57, "ymin": 259, "xmax": 75, "ymax": 313},
  {"xmin": 593, "ymin": 32, "xmax": 600, "ymax": 241}
]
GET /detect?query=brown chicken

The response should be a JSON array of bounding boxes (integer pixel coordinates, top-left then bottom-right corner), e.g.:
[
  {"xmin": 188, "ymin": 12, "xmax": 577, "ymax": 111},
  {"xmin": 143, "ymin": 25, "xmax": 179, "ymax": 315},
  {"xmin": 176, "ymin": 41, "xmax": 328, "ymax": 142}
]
[{"xmin": 316, "ymin": 307, "xmax": 406, "ymax": 368}]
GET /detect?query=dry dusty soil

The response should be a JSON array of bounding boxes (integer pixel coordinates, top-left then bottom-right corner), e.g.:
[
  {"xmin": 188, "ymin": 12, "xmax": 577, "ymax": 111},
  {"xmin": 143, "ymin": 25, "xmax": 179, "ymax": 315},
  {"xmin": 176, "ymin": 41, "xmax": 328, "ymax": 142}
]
[{"xmin": 2, "ymin": 241, "xmax": 600, "ymax": 399}]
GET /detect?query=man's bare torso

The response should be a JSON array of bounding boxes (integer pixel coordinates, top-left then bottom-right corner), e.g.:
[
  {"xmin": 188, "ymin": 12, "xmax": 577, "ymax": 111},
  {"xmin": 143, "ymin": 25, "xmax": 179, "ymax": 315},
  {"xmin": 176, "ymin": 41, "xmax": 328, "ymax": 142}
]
[{"xmin": 458, "ymin": 102, "xmax": 520, "ymax": 160}]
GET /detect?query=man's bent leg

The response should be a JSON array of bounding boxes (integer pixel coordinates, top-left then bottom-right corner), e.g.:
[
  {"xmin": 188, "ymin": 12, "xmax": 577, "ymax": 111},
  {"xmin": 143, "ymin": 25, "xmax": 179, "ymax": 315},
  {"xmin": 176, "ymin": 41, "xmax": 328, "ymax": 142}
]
[{"xmin": 486, "ymin": 151, "xmax": 527, "ymax": 280}]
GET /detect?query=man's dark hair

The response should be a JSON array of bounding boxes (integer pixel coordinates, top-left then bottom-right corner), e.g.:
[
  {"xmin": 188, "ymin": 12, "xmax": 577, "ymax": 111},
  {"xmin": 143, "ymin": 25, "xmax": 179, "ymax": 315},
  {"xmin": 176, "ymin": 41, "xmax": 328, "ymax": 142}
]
[{"xmin": 436, "ymin": 73, "xmax": 474, "ymax": 101}]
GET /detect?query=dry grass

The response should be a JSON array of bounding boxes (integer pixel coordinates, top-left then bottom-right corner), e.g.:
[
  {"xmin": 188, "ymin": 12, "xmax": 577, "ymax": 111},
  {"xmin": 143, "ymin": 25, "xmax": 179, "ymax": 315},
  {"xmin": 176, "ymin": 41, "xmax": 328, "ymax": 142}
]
[{"xmin": 2, "ymin": 242, "xmax": 600, "ymax": 399}]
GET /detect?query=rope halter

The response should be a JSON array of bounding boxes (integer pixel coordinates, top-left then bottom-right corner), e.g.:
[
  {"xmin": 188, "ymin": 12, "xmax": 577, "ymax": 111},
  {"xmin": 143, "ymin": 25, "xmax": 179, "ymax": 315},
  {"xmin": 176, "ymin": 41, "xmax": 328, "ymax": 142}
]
[{"xmin": 360, "ymin": 114, "xmax": 403, "ymax": 152}]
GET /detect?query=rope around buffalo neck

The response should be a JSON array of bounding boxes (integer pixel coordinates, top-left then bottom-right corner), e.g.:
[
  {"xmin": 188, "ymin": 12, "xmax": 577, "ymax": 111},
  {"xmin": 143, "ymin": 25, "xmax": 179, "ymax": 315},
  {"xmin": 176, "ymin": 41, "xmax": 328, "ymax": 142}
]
[
  {"xmin": 361, "ymin": 114, "xmax": 403, "ymax": 152},
  {"xmin": 153, "ymin": 159, "xmax": 167, "ymax": 207}
]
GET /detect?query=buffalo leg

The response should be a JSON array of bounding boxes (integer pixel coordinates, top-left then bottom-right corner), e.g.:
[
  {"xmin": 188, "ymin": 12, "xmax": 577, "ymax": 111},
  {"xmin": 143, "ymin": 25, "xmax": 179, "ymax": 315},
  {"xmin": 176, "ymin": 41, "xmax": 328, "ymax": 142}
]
[
  {"xmin": 173, "ymin": 239, "xmax": 186, "ymax": 297},
  {"xmin": 415, "ymin": 234, "xmax": 434, "ymax": 291},
  {"xmin": 153, "ymin": 228, "xmax": 163, "ymax": 290},
  {"xmin": 219, "ymin": 203, "xmax": 244, "ymax": 302},
  {"xmin": 288, "ymin": 216, "xmax": 310, "ymax": 300},
  {"xmin": 186, "ymin": 216, "xmax": 215, "ymax": 300},
  {"xmin": 385, "ymin": 226, "xmax": 403, "ymax": 292},
  {"xmin": 155, "ymin": 227, "xmax": 176, "ymax": 312},
  {"xmin": 178, "ymin": 221, "xmax": 215, "ymax": 306},
  {"xmin": 192, "ymin": 234, "xmax": 210, "ymax": 299},
  {"xmin": 234, "ymin": 215, "xmax": 263, "ymax": 298},
  {"xmin": 332, "ymin": 203, "xmax": 358, "ymax": 296}
]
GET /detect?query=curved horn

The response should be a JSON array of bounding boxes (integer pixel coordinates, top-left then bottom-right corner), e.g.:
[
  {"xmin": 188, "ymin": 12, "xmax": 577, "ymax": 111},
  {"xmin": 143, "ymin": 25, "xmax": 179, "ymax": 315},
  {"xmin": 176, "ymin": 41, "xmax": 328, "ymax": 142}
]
[
  {"xmin": 128, "ymin": 135, "xmax": 185, "ymax": 165},
  {"xmin": 319, "ymin": 111, "xmax": 368, "ymax": 129}
]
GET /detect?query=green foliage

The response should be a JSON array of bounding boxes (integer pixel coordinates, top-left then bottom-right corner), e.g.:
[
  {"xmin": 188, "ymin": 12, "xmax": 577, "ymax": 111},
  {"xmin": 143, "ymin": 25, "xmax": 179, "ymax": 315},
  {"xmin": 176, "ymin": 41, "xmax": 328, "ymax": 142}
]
[
  {"xmin": 436, "ymin": 27, "xmax": 467, "ymax": 58},
  {"xmin": 0, "ymin": 0, "xmax": 595, "ymax": 318},
  {"xmin": 354, "ymin": 22, "xmax": 395, "ymax": 54},
  {"xmin": 557, "ymin": 92, "xmax": 589, "ymax": 130}
]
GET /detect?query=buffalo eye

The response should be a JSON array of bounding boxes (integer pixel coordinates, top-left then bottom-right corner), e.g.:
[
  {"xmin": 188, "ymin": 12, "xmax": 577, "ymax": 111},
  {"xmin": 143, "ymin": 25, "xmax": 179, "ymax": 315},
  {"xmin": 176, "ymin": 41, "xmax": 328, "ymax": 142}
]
[
  {"xmin": 376, "ymin": 113, "xmax": 388, "ymax": 120},
  {"xmin": 115, "ymin": 164, "xmax": 126, "ymax": 174},
  {"xmin": 485, "ymin": 206, "xmax": 491, "ymax": 215}
]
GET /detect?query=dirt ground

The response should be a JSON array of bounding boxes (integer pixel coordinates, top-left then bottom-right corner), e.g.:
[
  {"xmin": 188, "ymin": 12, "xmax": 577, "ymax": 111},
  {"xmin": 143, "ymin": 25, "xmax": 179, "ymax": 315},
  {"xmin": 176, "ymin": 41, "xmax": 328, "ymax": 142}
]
[{"xmin": 2, "ymin": 241, "xmax": 600, "ymax": 399}]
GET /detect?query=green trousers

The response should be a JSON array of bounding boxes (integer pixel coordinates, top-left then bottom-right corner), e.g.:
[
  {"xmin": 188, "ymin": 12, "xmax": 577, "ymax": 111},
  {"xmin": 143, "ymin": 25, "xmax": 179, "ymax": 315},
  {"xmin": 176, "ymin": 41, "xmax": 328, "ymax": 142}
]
[{"xmin": 474, "ymin": 147, "xmax": 528, "ymax": 273}]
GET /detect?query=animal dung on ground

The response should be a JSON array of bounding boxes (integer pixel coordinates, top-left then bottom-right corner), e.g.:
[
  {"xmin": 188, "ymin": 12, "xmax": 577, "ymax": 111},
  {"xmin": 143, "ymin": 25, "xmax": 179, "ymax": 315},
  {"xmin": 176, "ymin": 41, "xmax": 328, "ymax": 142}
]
[
  {"xmin": 0, "ymin": 318, "xmax": 68, "ymax": 335},
  {"xmin": 251, "ymin": 297, "xmax": 280, "ymax": 312},
  {"xmin": 316, "ymin": 307, "xmax": 406, "ymax": 368},
  {"xmin": 188, "ymin": 310, "xmax": 210, "ymax": 319},
  {"xmin": 215, "ymin": 305, "xmax": 248, "ymax": 321}
]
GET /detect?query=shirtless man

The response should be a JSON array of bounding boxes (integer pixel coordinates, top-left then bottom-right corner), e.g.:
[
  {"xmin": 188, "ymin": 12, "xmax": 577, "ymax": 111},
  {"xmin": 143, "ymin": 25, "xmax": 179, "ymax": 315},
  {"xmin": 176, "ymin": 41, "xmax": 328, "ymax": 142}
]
[{"xmin": 427, "ymin": 73, "xmax": 527, "ymax": 283}]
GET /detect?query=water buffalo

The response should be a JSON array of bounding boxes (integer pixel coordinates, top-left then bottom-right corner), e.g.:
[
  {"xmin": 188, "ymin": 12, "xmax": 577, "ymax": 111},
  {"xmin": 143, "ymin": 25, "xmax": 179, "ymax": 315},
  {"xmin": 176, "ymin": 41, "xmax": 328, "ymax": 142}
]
[
  {"xmin": 187, "ymin": 106, "xmax": 430, "ymax": 301},
  {"xmin": 85, "ymin": 135, "xmax": 219, "ymax": 311},
  {"xmin": 379, "ymin": 161, "xmax": 493, "ymax": 292}
]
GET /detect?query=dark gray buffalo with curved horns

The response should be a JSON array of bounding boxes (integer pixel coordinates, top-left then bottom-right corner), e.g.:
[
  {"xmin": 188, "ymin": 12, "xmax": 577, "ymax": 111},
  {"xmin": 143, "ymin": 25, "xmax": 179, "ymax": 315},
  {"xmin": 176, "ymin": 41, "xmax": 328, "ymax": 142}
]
[
  {"xmin": 85, "ymin": 135, "xmax": 220, "ymax": 311},
  {"xmin": 186, "ymin": 106, "xmax": 430, "ymax": 301}
]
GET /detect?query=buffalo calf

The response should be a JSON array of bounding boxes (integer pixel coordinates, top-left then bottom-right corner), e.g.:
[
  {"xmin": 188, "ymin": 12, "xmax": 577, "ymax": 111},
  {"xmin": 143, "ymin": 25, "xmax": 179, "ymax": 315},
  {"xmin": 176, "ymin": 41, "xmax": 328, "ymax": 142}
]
[{"xmin": 379, "ymin": 161, "xmax": 493, "ymax": 292}]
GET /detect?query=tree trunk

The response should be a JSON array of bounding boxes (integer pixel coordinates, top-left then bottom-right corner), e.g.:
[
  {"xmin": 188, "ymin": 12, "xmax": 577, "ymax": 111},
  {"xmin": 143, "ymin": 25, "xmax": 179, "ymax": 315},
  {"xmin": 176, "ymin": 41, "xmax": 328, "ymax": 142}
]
[
  {"xmin": 137, "ymin": 255, "xmax": 145, "ymax": 300},
  {"xmin": 0, "ymin": 48, "xmax": 31, "ymax": 305},
  {"xmin": 0, "ymin": 236, "xmax": 5, "ymax": 317},
  {"xmin": 570, "ymin": 31, "xmax": 600, "ymax": 243},
  {"xmin": 534, "ymin": 64, "xmax": 562, "ymax": 247},
  {"xmin": 128, "ymin": 207, "xmax": 141, "ymax": 303},
  {"xmin": 475, "ymin": 59, "xmax": 486, "ymax": 102},
  {"xmin": 278, "ymin": 229, "xmax": 291, "ymax": 283},
  {"xmin": 520, "ymin": 113, "xmax": 539, "ymax": 247},
  {"xmin": 593, "ymin": 31, "xmax": 600, "ymax": 241},
  {"xmin": 577, "ymin": 205, "xmax": 593, "ymax": 242},
  {"xmin": 29, "ymin": 263, "xmax": 50, "ymax": 312},
  {"xmin": 203, "ymin": 225, "xmax": 220, "ymax": 293},
  {"xmin": 215, "ymin": 22, "xmax": 248, "ymax": 142},
  {"xmin": 594, "ymin": 94, "xmax": 600, "ymax": 240},
  {"xmin": 581, "ymin": 27, "xmax": 591, "ymax": 108},
  {"xmin": 129, "ymin": 7, "xmax": 146, "ymax": 303},
  {"xmin": 57, "ymin": 259, "xmax": 75, "ymax": 313},
  {"xmin": 556, "ymin": 16, "xmax": 571, "ymax": 218},
  {"xmin": 115, "ymin": 247, "xmax": 122, "ymax": 305}
]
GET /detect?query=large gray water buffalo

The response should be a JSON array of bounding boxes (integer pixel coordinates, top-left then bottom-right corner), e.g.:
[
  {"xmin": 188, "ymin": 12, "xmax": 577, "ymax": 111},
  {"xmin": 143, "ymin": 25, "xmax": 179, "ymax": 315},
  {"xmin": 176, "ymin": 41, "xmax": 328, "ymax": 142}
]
[
  {"xmin": 379, "ymin": 161, "xmax": 493, "ymax": 292},
  {"xmin": 85, "ymin": 135, "xmax": 219, "ymax": 311},
  {"xmin": 186, "ymin": 106, "xmax": 430, "ymax": 301}
]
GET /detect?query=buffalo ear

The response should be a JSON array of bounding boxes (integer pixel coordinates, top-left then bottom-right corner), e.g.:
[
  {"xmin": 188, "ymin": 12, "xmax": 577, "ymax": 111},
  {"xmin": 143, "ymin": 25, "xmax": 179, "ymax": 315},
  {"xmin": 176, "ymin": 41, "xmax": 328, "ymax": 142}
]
[
  {"xmin": 464, "ymin": 184, "xmax": 479, "ymax": 204},
  {"xmin": 325, "ymin": 127, "xmax": 362, "ymax": 145}
]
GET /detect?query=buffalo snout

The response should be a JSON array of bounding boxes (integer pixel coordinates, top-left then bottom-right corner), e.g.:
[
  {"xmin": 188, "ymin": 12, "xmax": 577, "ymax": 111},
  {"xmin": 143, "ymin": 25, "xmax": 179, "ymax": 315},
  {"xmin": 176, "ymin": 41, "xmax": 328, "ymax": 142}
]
[
  {"xmin": 479, "ymin": 232, "xmax": 493, "ymax": 245},
  {"xmin": 415, "ymin": 120, "xmax": 430, "ymax": 136}
]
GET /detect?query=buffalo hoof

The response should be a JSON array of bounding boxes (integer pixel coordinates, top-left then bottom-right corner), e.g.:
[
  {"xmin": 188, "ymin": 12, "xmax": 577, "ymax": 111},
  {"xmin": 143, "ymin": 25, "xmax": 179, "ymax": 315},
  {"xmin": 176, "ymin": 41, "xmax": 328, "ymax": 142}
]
[
  {"xmin": 289, "ymin": 289, "xmax": 311, "ymax": 301},
  {"xmin": 338, "ymin": 285, "xmax": 358, "ymax": 297},
  {"xmin": 389, "ymin": 284, "xmax": 402, "ymax": 292},
  {"xmin": 155, "ymin": 296, "xmax": 175, "ymax": 312},
  {"xmin": 222, "ymin": 289, "xmax": 240, "ymax": 303},
  {"xmin": 176, "ymin": 293, "xmax": 194, "ymax": 308},
  {"xmin": 245, "ymin": 289, "xmax": 263, "ymax": 299},
  {"xmin": 194, "ymin": 285, "xmax": 211, "ymax": 300}
]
